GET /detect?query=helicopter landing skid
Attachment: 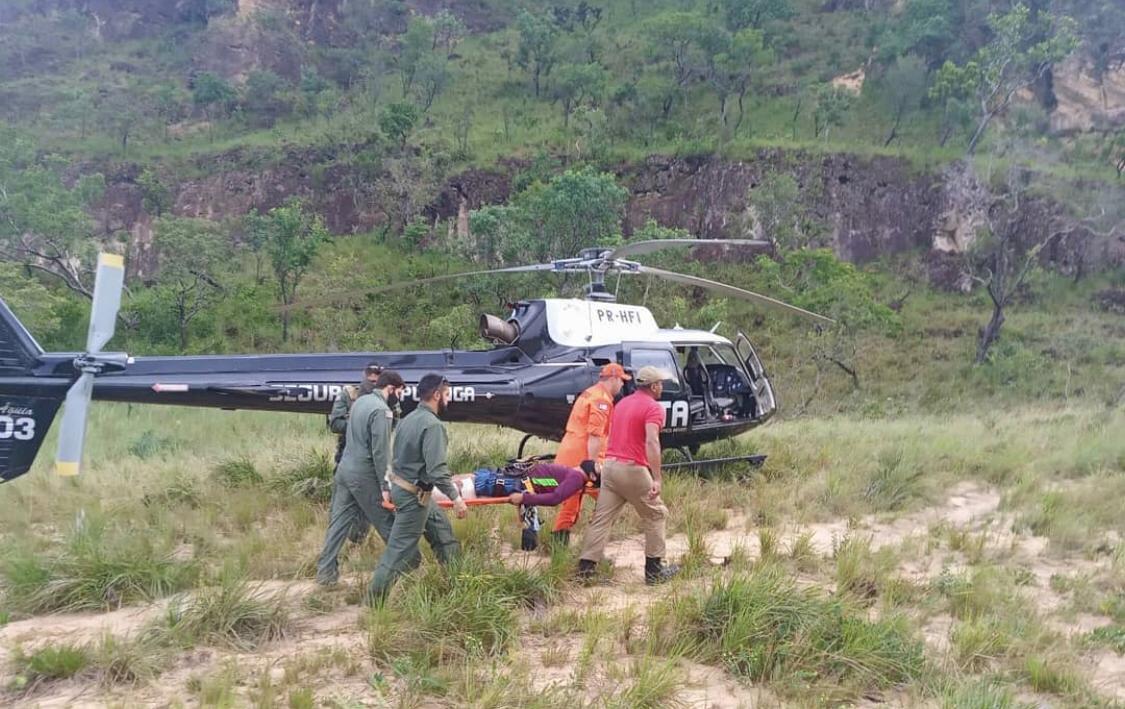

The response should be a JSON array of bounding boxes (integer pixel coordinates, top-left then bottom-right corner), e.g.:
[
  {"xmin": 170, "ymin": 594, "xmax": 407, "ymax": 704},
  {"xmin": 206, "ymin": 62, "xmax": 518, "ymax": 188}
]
[{"xmin": 662, "ymin": 454, "xmax": 767, "ymax": 473}]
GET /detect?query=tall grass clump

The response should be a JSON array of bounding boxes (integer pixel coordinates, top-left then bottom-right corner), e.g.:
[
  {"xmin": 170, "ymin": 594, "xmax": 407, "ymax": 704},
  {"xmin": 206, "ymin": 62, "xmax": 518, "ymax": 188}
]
[
  {"xmin": 9, "ymin": 643, "xmax": 91, "ymax": 688},
  {"xmin": 128, "ymin": 430, "xmax": 180, "ymax": 459},
  {"xmin": 155, "ymin": 573, "xmax": 289, "ymax": 651},
  {"xmin": 1, "ymin": 520, "xmax": 197, "ymax": 614},
  {"xmin": 938, "ymin": 678, "xmax": 1021, "ymax": 708},
  {"xmin": 270, "ymin": 448, "xmax": 334, "ymax": 503},
  {"xmin": 645, "ymin": 563, "xmax": 924, "ymax": 701},
  {"xmin": 213, "ymin": 456, "xmax": 263, "ymax": 487},
  {"xmin": 90, "ymin": 634, "xmax": 169, "ymax": 686},
  {"xmin": 367, "ymin": 552, "xmax": 565, "ymax": 667}
]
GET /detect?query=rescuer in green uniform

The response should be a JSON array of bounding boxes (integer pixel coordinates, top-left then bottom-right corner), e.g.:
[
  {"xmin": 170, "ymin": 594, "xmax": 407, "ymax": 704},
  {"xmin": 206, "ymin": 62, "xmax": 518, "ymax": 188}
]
[
  {"xmin": 316, "ymin": 370, "xmax": 407, "ymax": 586},
  {"xmin": 327, "ymin": 362, "xmax": 385, "ymax": 545},
  {"xmin": 369, "ymin": 373, "xmax": 468, "ymax": 602}
]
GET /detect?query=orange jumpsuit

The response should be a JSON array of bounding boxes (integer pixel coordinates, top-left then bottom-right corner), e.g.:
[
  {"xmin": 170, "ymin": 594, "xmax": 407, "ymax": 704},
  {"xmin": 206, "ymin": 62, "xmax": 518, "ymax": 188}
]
[{"xmin": 551, "ymin": 383, "xmax": 613, "ymax": 532}]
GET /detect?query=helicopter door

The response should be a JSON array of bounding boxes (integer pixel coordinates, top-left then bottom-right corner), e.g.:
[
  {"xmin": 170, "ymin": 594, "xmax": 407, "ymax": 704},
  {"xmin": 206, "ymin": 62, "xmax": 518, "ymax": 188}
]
[
  {"xmin": 735, "ymin": 332, "xmax": 776, "ymax": 419},
  {"xmin": 621, "ymin": 343, "xmax": 691, "ymax": 431}
]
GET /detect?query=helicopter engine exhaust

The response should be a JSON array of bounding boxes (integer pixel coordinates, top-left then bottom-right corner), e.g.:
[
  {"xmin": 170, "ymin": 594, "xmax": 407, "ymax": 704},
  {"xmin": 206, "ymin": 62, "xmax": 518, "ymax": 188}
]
[{"xmin": 480, "ymin": 314, "xmax": 520, "ymax": 345}]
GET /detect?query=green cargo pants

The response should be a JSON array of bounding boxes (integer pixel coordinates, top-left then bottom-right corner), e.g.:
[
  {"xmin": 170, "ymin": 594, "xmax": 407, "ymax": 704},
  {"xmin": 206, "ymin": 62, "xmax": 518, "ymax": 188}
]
[
  {"xmin": 328, "ymin": 464, "xmax": 371, "ymax": 544},
  {"xmin": 316, "ymin": 471, "xmax": 395, "ymax": 585},
  {"xmin": 367, "ymin": 485, "xmax": 461, "ymax": 602}
]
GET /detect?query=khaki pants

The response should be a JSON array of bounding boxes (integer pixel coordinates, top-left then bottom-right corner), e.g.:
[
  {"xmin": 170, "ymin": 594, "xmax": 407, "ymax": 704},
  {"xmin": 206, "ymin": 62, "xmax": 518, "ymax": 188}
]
[{"xmin": 578, "ymin": 459, "xmax": 668, "ymax": 562}]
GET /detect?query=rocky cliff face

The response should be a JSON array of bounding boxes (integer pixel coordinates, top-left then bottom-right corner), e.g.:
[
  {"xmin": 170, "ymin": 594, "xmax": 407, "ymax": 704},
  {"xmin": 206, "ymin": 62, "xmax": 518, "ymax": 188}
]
[
  {"xmin": 1048, "ymin": 57, "xmax": 1125, "ymax": 134},
  {"xmin": 85, "ymin": 148, "xmax": 1123, "ymax": 287}
]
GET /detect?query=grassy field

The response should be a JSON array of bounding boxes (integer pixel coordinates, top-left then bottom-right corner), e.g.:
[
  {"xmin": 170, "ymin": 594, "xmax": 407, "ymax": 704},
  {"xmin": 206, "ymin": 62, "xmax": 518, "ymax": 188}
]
[{"xmin": 1, "ymin": 400, "xmax": 1123, "ymax": 706}]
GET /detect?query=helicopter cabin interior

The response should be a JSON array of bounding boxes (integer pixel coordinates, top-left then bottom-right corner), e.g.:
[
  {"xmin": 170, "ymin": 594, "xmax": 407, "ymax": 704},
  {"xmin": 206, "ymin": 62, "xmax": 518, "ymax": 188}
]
[{"xmin": 617, "ymin": 336, "xmax": 771, "ymax": 426}]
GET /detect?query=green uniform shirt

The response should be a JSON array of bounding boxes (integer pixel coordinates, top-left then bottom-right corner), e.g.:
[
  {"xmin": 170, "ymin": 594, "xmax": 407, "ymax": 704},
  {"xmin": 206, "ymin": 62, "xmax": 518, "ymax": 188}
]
[
  {"xmin": 392, "ymin": 405, "xmax": 459, "ymax": 500},
  {"xmin": 337, "ymin": 390, "xmax": 393, "ymax": 479},
  {"xmin": 328, "ymin": 385, "xmax": 362, "ymax": 435}
]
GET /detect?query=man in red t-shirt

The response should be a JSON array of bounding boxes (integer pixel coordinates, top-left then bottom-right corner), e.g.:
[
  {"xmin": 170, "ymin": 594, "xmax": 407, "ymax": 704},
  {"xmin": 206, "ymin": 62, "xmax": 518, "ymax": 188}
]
[{"xmin": 577, "ymin": 366, "xmax": 680, "ymax": 585}]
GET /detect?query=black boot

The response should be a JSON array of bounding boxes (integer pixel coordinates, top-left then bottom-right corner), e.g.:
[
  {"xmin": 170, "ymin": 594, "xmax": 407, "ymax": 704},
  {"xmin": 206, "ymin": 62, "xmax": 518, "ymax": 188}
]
[
  {"xmin": 520, "ymin": 529, "xmax": 539, "ymax": 552},
  {"xmin": 645, "ymin": 557, "xmax": 680, "ymax": 585},
  {"xmin": 551, "ymin": 530, "xmax": 570, "ymax": 547},
  {"xmin": 576, "ymin": 558, "xmax": 597, "ymax": 583}
]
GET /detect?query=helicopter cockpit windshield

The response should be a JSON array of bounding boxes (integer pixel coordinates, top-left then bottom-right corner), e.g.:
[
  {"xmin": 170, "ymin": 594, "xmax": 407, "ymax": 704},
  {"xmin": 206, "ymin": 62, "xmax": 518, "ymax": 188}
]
[{"xmin": 675, "ymin": 343, "xmax": 757, "ymax": 422}]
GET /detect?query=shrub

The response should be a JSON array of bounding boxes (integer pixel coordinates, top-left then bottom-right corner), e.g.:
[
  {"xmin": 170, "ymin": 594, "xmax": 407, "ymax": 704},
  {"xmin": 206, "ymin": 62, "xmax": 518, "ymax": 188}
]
[
  {"xmin": 213, "ymin": 456, "xmax": 263, "ymax": 487},
  {"xmin": 155, "ymin": 573, "xmax": 289, "ymax": 651},
  {"xmin": 1, "ymin": 522, "xmax": 197, "ymax": 614},
  {"xmin": 645, "ymin": 564, "xmax": 924, "ymax": 700},
  {"xmin": 11, "ymin": 644, "xmax": 91, "ymax": 685},
  {"xmin": 367, "ymin": 552, "xmax": 565, "ymax": 666}
]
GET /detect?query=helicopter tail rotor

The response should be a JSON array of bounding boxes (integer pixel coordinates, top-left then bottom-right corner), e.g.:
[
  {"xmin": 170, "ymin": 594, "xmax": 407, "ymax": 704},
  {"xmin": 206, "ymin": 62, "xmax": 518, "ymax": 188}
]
[{"xmin": 55, "ymin": 253, "xmax": 130, "ymax": 477}]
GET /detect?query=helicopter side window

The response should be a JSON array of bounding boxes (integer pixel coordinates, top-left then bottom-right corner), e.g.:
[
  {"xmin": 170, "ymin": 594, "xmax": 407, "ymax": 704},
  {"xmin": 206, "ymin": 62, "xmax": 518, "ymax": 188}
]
[{"xmin": 628, "ymin": 349, "xmax": 683, "ymax": 395}]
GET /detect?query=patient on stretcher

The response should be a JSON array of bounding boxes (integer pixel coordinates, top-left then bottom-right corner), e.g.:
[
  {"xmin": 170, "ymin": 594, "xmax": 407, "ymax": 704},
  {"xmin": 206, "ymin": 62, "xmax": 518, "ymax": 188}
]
[
  {"xmin": 431, "ymin": 461, "xmax": 598, "ymax": 505},
  {"xmin": 430, "ymin": 460, "xmax": 599, "ymax": 550}
]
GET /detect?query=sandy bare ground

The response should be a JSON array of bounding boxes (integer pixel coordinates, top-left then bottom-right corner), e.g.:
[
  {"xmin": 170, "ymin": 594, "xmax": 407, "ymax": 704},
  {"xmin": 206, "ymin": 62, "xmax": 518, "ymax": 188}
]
[{"xmin": 3, "ymin": 482, "xmax": 1123, "ymax": 707}]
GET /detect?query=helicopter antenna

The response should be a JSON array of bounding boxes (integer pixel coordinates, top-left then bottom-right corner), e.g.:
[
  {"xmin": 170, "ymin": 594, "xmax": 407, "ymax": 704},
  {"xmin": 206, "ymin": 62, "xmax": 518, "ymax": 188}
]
[
  {"xmin": 709, "ymin": 321, "xmax": 722, "ymax": 333},
  {"xmin": 613, "ymin": 270, "xmax": 622, "ymax": 300},
  {"xmin": 641, "ymin": 273, "xmax": 653, "ymax": 307}
]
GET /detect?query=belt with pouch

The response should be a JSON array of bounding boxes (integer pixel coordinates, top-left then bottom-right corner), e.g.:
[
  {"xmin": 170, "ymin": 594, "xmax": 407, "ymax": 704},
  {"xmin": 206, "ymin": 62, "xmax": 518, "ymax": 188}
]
[{"xmin": 388, "ymin": 471, "xmax": 433, "ymax": 504}]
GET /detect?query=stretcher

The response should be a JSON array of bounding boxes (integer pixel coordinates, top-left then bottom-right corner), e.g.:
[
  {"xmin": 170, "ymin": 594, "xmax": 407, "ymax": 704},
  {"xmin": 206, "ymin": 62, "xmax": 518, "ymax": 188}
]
[{"xmin": 379, "ymin": 473, "xmax": 594, "ymax": 510}]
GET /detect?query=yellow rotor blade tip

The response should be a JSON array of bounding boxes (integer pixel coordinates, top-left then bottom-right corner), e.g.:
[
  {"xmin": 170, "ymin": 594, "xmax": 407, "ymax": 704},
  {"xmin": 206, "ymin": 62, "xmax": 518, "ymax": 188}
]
[
  {"xmin": 99, "ymin": 253, "xmax": 125, "ymax": 269},
  {"xmin": 56, "ymin": 461, "xmax": 80, "ymax": 477}
]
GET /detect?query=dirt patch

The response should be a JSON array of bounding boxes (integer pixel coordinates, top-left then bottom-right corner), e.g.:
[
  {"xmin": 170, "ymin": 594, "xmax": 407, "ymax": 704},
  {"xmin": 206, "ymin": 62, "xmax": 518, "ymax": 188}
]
[{"xmin": 1090, "ymin": 650, "xmax": 1125, "ymax": 702}]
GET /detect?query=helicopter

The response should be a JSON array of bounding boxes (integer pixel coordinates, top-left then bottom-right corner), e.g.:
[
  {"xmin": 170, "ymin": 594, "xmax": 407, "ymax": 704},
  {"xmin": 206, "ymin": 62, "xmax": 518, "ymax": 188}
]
[{"xmin": 0, "ymin": 239, "xmax": 832, "ymax": 483}]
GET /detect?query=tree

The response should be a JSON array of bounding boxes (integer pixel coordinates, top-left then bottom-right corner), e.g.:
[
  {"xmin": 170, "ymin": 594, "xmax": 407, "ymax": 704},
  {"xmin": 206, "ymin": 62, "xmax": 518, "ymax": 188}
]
[
  {"xmin": 721, "ymin": 0, "xmax": 794, "ymax": 31},
  {"xmin": 379, "ymin": 102, "xmax": 419, "ymax": 149},
  {"xmin": 813, "ymin": 84, "xmax": 852, "ymax": 141},
  {"xmin": 884, "ymin": 0, "xmax": 957, "ymax": 67},
  {"xmin": 241, "ymin": 70, "xmax": 290, "ymax": 127},
  {"xmin": 466, "ymin": 168, "xmax": 627, "ymax": 265},
  {"xmin": 411, "ymin": 52, "xmax": 451, "ymax": 112},
  {"xmin": 151, "ymin": 217, "xmax": 229, "ymax": 350},
  {"xmin": 1105, "ymin": 130, "xmax": 1125, "ymax": 178},
  {"xmin": 0, "ymin": 262, "xmax": 65, "ymax": 339},
  {"xmin": 703, "ymin": 28, "xmax": 772, "ymax": 130},
  {"xmin": 516, "ymin": 10, "xmax": 559, "ymax": 97},
  {"xmin": 0, "ymin": 127, "xmax": 105, "ymax": 299},
  {"xmin": 966, "ymin": 168, "xmax": 1059, "ymax": 364},
  {"xmin": 515, "ymin": 167, "xmax": 627, "ymax": 261},
  {"xmin": 551, "ymin": 62, "xmax": 608, "ymax": 127},
  {"xmin": 178, "ymin": 0, "xmax": 236, "ymax": 24},
  {"xmin": 152, "ymin": 83, "xmax": 185, "ymax": 142},
  {"xmin": 138, "ymin": 169, "xmax": 172, "ymax": 217},
  {"xmin": 376, "ymin": 157, "xmax": 441, "ymax": 239},
  {"xmin": 59, "ymin": 89, "xmax": 97, "ymax": 139},
  {"xmin": 98, "ymin": 89, "xmax": 146, "ymax": 155},
  {"xmin": 930, "ymin": 4, "xmax": 1077, "ymax": 155},
  {"xmin": 432, "ymin": 10, "xmax": 466, "ymax": 57},
  {"xmin": 748, "ymin": 172, "xmax": 825, "ymax": 250},
  {"xmin": 754, "ymin": 249, "xmax": 899, "ymax": 409},
  {"xmin": 192, "ymin": 72, "xmax": 236, "ymax": 138},
  {"xmin": 396, "ymin": 16, "xmax": 434, "ymax": 96},
  {"xmin": 642, "ymin": 12, "xmax": 711, "ymax": 89},
  {"xmin": 247, "ymin": 200, "xmax": 329, "ymax": 342},
  {"xmin": 298, "ymin": 65, "xmax": 329, "ymax": 118},
  {"xmin": 879, "ymin": 54, "xmax": 929, "ymax": 146}
]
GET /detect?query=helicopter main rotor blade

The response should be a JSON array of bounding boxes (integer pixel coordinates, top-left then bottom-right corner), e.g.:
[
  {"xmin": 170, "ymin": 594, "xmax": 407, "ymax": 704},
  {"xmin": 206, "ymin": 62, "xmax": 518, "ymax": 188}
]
[
  {"xmin": 637, "ymin": 265, "xmax": 836, "ymax": 326},
  {"xmin": 295, "ymin": 263, "xmax": 561, "ymax": 310},
  {"xmin": 608, "ymin": 239, "xmax": 772, "ymax": 261}
]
